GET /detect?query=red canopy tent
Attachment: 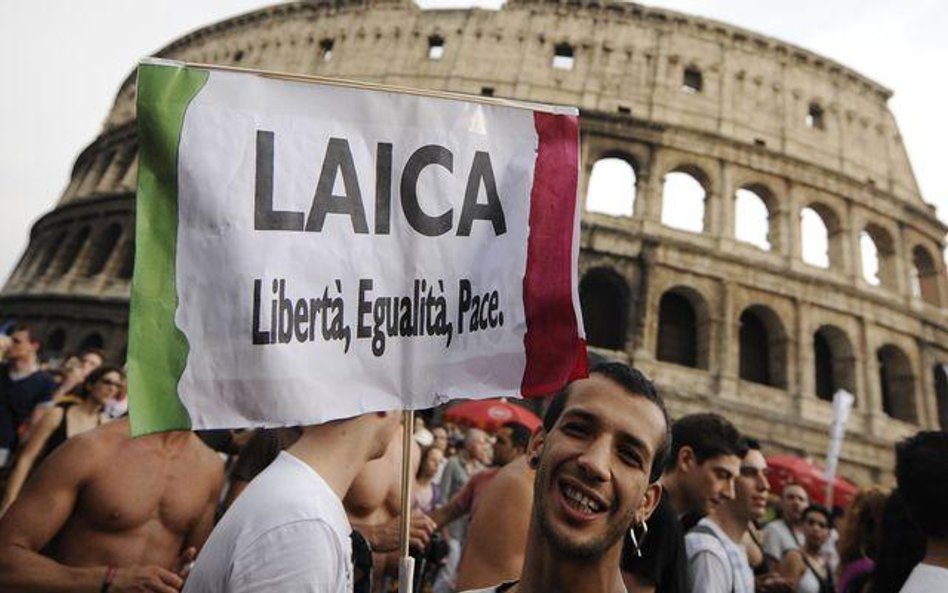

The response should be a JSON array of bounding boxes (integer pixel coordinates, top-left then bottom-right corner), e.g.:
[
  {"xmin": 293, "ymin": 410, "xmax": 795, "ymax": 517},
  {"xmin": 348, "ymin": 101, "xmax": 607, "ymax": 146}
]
[
  {"xmin": 766, "ymin": 455, "xmax": 858, "ymax": 508},
  {"xmin": 443, "ymin": 398, "xmax": 542, "ymax": 432}
]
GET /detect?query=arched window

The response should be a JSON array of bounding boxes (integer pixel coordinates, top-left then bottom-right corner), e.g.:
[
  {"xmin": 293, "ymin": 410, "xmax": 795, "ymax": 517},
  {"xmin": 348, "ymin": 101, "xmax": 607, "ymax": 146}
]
[
  {"xmin": 79, "ymin": 332, "xmax": 105, "ymax": 352},
  {"xmin": 739, "ymin": 305, "xmax": 787, "ymax": 388},
  {"xmin": 57, "ymin": 226, "xmax": 91, "ymax": 276},
  {"xmin": 656, "ymin": 290, "xmax": 698, "ymax": 368},
  {"xmin": 806, "ymin": 102, "xmax": 825, "ymax": 130},
  {"xmin": 46, "ymin": 328, "xmax": 67, "ymax": 356},
  {"xmin": 85, "ymin": 224, "xmax": 123, "ymax": 277},
  {"xmin": 682, "ymin": 66, "xmax": 703, "ymax": 93},
  {"xmin": 35, "ymin": 230, "xmax": 68, "ymax": 278},
  {"xmin": 661, "ymin": 170, "xmax": 706, "ymax": 233},
  {"xmin": 911, "ymin": 245, "xmax": 941, "ymax": 305},
  {"xmin": 813, "ymin": 325, "xmax": 855, "ymax": 401},
  {"xmin": 878, "ymin": 345, "xmax": 916, "ymax": 423},
  {"xmin": 579, "ymin": 268, "xmax": 629, "ymax": 351},
  {"xmin": 934, "ymin": 364, "xmax": 948, "ymax": 430},
  {"xmin": 552, "ymin": 43, "xmax": 575, "ymax": 70},
  {"xmin": 735, "ymin": 186, "xmax": 771, "ymax": 250},
  {"xmin": 800, "ymin": 207, "xmax": 830, "ymax": 268},
  {"xmin": 118, "ymin": 241, "xmax": 135, "ymax": 280},
  {"xmin": 585, "ymin": 157, "xmax": 636, "ymax": 216},
  {"xmin": 862, "ymin": 224, "xmax": 896, "ymax": 288}
]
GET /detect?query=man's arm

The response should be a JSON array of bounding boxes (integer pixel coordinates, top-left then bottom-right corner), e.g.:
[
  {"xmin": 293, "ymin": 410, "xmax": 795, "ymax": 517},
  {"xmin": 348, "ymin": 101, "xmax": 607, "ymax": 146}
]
[
  {"xmin": 429, "ymin": 477, "xmax": 475, "ymax": 528},
  {"xmin": 0, "ymin": 431, "xmax": 183, "ymax": 592}
]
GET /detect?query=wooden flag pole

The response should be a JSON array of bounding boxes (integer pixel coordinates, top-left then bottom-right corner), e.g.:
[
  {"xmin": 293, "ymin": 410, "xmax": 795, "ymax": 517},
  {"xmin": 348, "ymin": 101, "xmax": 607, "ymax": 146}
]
[{"xmin": 398, "ymin": 410, "xmax": 416, "ymax": 592}]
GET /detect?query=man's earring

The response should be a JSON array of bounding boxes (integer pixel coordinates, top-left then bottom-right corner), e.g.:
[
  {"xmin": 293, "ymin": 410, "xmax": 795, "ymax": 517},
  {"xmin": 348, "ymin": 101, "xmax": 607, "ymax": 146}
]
[
  {"xmin": 528, "ymin": 455, "xmax": 539, "ymax": 469},
  {"xmin": 629, "ymin": 521, "xmax": 648, "ymax": 557}
]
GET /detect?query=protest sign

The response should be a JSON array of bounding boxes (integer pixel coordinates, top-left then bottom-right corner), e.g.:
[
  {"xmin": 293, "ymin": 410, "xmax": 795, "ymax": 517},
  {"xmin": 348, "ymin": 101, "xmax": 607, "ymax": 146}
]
[{"xmin": 129, "ymin": 59, "xmax": 586, "ymax": 435}]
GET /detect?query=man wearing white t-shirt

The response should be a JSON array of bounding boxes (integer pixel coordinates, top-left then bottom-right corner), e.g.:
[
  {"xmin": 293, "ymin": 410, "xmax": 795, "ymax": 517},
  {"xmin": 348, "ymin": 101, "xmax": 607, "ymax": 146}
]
[
  {"xmin": 184, "ymin": 410, "xmax": 402, "ymax": 593},
  {"xmin": 895, "ymin": 431, "xmax": 948, "ymax": 593}
]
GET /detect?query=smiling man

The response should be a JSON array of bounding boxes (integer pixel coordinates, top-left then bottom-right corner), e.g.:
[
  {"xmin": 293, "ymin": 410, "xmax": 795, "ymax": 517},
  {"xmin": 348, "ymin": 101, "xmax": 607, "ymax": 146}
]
[{"xmin": 460, "ymin": 362, "xmax": 671, "ymax": 593}]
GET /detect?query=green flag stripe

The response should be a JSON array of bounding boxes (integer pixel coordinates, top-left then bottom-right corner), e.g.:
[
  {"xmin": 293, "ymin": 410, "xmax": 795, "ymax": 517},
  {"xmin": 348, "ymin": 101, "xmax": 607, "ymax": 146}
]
[{"xmin": 128, "ymin": 63, "xmax": 209, "ymax": 436}]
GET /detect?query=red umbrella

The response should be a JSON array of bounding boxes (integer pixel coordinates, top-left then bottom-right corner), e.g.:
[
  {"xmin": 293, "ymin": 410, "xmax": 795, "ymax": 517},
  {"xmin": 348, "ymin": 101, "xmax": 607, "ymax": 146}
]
[
  {"xmin": 443, "ymin": 398, "xmax": 542, "ymax": 432},
  {"xmin": 766, "ymin": 455, "xmax": 858, "ymax": 508}
]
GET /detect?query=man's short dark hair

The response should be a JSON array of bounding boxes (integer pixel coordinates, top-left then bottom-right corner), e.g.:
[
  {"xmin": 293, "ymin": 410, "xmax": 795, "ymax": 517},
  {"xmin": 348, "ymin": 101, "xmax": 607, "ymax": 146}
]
[
  {"xmin": 501, "ymin": 421, "xmax": 532, "ymax": 451},
  {"xmin": 740, "ymin": 436, "xmax": 761, "ymax": 456},
  {"xmin": 543, "ymin": 362, "xmax": 670, "ymax": 483},
  {"xmin": 895, "ymin": 431, "xmax": 948, "ymax": 539},
  {"xmin": 10, "ymin": 324, "xmax": 40, "ymax": 349},
  {"xmin": 803, "ymin": 504, "xmax": 833, "ymax": 528},
  {"xmin": 667, "ymin": 413, "xmax": 744, "ymax": 472}
]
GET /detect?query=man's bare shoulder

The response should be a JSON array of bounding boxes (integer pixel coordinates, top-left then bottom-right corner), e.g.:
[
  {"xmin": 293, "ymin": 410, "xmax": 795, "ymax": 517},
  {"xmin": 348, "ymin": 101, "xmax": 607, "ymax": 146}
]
[
  {"xmin": 487, "ymin": 458, "xmax": 533, "ymax": 494},
  {"xmin": 52, "ymin": 419, "xmax": 131, "ymax": 462}
]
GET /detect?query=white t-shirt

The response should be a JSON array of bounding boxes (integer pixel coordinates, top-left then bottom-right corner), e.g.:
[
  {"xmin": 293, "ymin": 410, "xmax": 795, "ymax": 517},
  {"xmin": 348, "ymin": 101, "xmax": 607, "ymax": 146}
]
[
  {"xmin": 184, "ymin": 451, "xmax": 353, "ymax": 593},
  {"xmin": 685, "ymin": 518, "xmax": 754, "ymax": 593},
  {"xmin": 898, "ymin": 563, "xmax": 948, "ymax": 593},
  {"xmin": 761, "ymin": 519, "xmax": 800, "ymax": 563}
]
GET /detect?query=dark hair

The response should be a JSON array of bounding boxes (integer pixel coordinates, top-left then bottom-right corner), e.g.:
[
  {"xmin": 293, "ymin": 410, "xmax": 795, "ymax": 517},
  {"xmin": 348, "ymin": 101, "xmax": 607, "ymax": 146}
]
[
  {"xmin": 79, "ymin": 347, "xmax": 105, "ymax": 361},
  {"xmin": 10, "ymin": 324, "xmax": 40, "ymax": 349},
  {"xmin": 501, "ymin": 421, "xmax": 532, "ymax": 452},
  {"xmin": 416, "ymin": 445, "xmax": 442, "ymax": 480},
  {"xmin": 667, "ymin": 413, "xmax": 744, "ymax": 472},
  {"xmin": 543, "ymin": 362, "xmax": 670, "ymax": 483},
  {"xmin": 837, "ymin": 488, "xmax": 887, "ymax": 568},
  {"xmin": 803, "ymin": 503, "xmax": 833, "ymax": 528},
  {"xmin": 895, "ymin": 430, "xmax": 948, "ymax": 539},
  {"xmin": 870, "ymin": 490, "xmax": 926, "ymax": 593},
  {"xmin": 741, "ymin": 436, "xmax": 761, "ymax": 452},
  {"xmin": 79, "ymin": 365, "xmax": 125, "ymax": 399}
]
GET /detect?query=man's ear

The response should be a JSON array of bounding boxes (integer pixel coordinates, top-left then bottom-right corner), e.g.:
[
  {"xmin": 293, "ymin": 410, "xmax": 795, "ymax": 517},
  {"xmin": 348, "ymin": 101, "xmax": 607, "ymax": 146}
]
[
  {"xmin": 677, "ymin": 445, "xmax": 696, "ymax": 473},
  {"xmin": 635, "ymin": 482, "xmax": 663, "ymax": 525},
  {"xmin": 526, "ymin": 429, "xmax": 546, "ymax": 469}
]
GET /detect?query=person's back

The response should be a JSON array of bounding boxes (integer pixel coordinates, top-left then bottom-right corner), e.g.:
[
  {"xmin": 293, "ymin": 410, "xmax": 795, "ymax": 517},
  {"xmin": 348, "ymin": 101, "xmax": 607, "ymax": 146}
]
[{"xmin": 0, "ymin": 419, "xmax": 225, "ymax": 591}]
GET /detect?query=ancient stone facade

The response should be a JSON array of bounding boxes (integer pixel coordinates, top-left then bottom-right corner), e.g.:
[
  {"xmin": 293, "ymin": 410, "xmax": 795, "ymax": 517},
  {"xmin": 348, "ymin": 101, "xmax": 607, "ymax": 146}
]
[{"xmin": 3, "ymin": 0, "xmax": 946, "ymax": 484}]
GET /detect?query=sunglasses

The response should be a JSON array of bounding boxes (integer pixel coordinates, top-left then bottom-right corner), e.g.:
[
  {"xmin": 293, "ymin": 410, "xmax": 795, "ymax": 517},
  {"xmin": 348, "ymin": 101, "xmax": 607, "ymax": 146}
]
[{"xmin": 98, "ymin": 378, "xmax": 124, "ymax": 388}]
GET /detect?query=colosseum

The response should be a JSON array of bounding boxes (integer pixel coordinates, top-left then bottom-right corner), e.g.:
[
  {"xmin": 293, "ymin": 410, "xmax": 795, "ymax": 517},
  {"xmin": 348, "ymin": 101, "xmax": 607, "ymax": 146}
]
[{"xmin": 3, "ymin": 0, "xmax": 946, "ymax": 484}]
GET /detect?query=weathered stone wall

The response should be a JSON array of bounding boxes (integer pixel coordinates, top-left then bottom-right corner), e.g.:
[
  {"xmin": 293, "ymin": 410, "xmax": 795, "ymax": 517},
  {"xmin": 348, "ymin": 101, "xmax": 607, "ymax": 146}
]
[{"xmin": 3, "ymin": 0, "xmax": 944, "ymax": 485}]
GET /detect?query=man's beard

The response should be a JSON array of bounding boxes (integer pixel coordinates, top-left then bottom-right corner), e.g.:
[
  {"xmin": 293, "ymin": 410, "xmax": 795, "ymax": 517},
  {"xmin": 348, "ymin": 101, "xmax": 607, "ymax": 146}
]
[{"xmin": 533, "ymin": 463, "xmax": 633, "ymax": 559}]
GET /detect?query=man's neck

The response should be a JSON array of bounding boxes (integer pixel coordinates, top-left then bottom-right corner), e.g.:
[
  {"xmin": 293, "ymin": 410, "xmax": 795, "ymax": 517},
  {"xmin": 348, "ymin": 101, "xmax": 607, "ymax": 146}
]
[
  {"xmin": 659, "ymin": 473, "xmax": 689, "ymax": 516},
  {"xmin": 7, "ymin": 357, "xmax": 37, "ymax": 376},
  {"xmin": 707, "ymin": 510, "xmax": 748, "ymax": 543},
  {"xmin": 517, "ymin": 524, "xmax": 626, "ymax": 593},
  {"xmin": 289, "ymin": 422, "xmax": 376, "ymax": 500},
  {"xmin": 923, "ymin": 537, "xmax": 948, "ymax": 569}
]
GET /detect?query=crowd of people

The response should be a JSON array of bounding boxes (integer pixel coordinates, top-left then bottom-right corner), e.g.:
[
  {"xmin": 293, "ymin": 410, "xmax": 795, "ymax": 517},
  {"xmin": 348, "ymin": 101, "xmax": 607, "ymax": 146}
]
[{"xmin": 0, "ymin": 324, "xmax": 944, "ymax": 593}]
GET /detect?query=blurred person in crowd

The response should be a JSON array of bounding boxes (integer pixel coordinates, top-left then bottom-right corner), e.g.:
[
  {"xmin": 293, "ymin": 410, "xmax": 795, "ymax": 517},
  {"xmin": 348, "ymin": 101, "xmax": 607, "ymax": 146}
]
[
  {"xmin": 0, "ymin": 418, "xmax": 224, "ymax": 592},
  {"xmin": 434, "ymin": 426, "xmax": 493, "ymax": 593},
  {"xmin": 686, "ymin": 438, "xmax": 789, "ymax": 593},
  {"xmin": 344, "ymin": 424, "xmax": 436, "ymax": 593},
  {"xmin": 763, "ymin": 483, "xmax": 810, "ymax": 569},
  {"xmin": 459, "ymin": 362, "xmax": 670, "ymax": 593},
  {"xmin": 1, "ymin": 366, "xmax": 125, "ymax": 514},
  {"xmin": 0, "ymin": 326, "xmax": 56, "ymax": 464},
  {"xmin": 893, "ymin": 431, "xmax": 948, "ymax": 592},
  {"xmin": 778, "ymin": 505, "xmax": 835, "ymax": 593},
  {"xmin": 414, "ymin": 445, "xmax": 445, "ymax": 514},
  {"xmin": 185, "ymin": 411, "xmax": 402, "ymax": 592},
  {"xmin": 623, "ymin": 412, "xmax": 744, "ymax": 593},
  {"xmin": 866, "ymin": 490, "xmax": 925, "ymax": 593},
  {"xmin": 432, "ymin": 426, "xmax": 449, "ymax": 452},
  {"xmin": 835, "ymin": 488, "xmax": 887, "ymax": 593}
]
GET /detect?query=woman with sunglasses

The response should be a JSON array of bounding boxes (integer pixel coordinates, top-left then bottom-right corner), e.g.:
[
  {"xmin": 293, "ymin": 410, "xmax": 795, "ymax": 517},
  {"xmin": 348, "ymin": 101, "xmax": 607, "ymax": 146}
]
[
  {"xmin": 0, "ymin": 365, "xmax": 125, "ymax": 514},
  {"xmin": 779, "ymin": 504, "xmax": 837, "ymax": 593}
]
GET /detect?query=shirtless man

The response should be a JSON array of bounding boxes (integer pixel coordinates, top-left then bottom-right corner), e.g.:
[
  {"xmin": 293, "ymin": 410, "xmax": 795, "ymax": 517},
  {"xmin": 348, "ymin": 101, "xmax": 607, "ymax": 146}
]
[
  {"xmin": 0, "ymin": 418, "xmax": 224, "ymax": 592},
  {"xmin": 461, "ymin": 362, "xmax": 670, "ymax": 593},
  {"xmin": 344, "ymin": 424, "xmax": 436, "ymax": 592}
]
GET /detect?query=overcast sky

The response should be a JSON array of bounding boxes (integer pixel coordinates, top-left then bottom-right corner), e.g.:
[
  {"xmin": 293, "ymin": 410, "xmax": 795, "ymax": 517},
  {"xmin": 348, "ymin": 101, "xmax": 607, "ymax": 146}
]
[{"xmin": 1, "ymin": 0, "xmax": 945, "ymax": 283}]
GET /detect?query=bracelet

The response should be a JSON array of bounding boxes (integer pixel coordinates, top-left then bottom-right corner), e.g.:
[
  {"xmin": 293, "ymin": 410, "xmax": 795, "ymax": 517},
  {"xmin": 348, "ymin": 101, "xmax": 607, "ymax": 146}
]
[{"xmin": 101, "ymin": 566, "xmax": 116, "ymax": 593}]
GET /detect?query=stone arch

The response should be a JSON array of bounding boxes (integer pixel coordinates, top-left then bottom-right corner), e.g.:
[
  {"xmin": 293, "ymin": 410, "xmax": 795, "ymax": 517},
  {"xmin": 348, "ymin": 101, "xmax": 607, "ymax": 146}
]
[
  {"xmin": 579, "ymin": 267, "xmax": 629, "ymax": 351},
  {"xmin": 46, "ymin": 327, "xmax": 67, "ymax": 357},
  {"xmin": 34, "ymin": 230, "xmax": 68, "ymax": 278},
  {"xmin": 800, "ymin": 202, "xmax": 842, "ymax": 269},
  {"xmin": 934, "ymin": 363, "xmax": 948, "ymax": 430},
  {"xmin": 735, "ymin": 183, "xmax": 774, "ymax": 251},
  {"xmin": 661, "ymin": 165, "xmax": 709, "ymax": 233},
  {"xmin": 861, "ymin": 223, "xmax": 897, "ymax": 288},
  {"xmin": 56, "ymin": 226, "xmax": 91, "ymax": 276},
  {"xmin": 585, "ymin": 152, "xmax": 637, "ymax": 216},
  {"xmin": 877, "ymin": 344, "xmax": 916, "ymax": 423},
  {"xmin": 911, "ymin": 244, "xmax": 941, "ymax": 305},
  {"xmin": 78, "ymin": 332, "xmax": 105, "ymax": 352},
  {"xmin": 85, "ymin": 223, "xmax": 123, "ymax": 277},
  {"xmin": 813, "ymin": 325, "xmax": 856, "ymax": 402},
  {"xmin": 739, "ymin": 304, "xmax": 788, "ymax": 388},
  {"xmin": 656, "ymin": 286, "xmax": 709, "ymax": 369}
]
